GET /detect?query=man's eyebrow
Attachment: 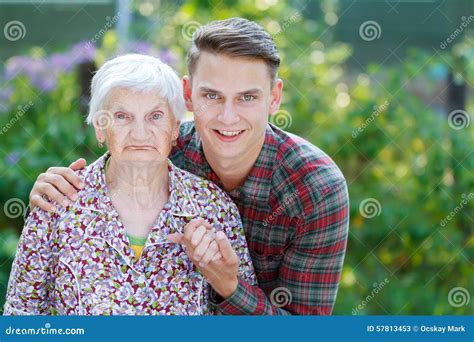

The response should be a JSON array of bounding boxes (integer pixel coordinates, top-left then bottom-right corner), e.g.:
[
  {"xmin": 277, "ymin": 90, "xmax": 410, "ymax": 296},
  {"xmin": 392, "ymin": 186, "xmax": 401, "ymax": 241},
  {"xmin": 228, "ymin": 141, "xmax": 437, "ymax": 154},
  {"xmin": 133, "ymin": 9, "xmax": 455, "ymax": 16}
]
[
  {"xmin": 236, "ymin": 88, "xmax": 263, "ymax": 95},
  {"xmin": 198, "ymin": 86, "xmax": 263, "ymax": 95},
  {"xmin": 198, "ymin": 86, "xmax": 223, "ymax": 95}
]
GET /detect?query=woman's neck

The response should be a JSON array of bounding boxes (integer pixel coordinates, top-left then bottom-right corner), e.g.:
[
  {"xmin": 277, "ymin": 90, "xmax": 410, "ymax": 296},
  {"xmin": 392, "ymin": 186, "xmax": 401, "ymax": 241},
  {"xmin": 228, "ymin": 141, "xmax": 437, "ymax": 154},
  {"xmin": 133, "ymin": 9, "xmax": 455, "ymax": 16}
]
[{"xmin": 105, "ymin": 158, "xmax": 170, "ymax": 209}]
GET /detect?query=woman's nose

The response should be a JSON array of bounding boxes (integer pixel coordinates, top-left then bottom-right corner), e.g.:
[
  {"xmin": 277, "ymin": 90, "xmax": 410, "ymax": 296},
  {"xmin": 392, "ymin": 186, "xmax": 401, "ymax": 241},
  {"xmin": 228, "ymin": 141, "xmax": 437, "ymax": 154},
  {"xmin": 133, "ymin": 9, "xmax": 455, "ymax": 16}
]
[{"xmin": 129, "ymin": 121, "xmax": 150, "ymax": 139}]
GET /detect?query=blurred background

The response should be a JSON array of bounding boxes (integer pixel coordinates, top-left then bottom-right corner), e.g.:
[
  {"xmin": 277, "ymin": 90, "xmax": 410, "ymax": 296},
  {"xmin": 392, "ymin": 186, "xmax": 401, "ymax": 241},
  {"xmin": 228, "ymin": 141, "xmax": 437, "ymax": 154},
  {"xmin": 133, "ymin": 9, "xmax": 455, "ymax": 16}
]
[{"xmin": 0, "ymin": 0, "xmax": 472, "ymax": 315}]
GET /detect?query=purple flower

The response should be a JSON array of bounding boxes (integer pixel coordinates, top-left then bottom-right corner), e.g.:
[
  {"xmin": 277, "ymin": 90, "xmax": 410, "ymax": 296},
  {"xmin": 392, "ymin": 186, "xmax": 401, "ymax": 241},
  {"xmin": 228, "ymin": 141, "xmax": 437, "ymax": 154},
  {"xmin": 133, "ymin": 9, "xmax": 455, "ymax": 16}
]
[
  {"xmin": 159, "ymin": 49, "xmax": 177, "ymax": 65},
  {"xmin": 6, "ymin": 152, "xmax": 20, "ymax": 165}
]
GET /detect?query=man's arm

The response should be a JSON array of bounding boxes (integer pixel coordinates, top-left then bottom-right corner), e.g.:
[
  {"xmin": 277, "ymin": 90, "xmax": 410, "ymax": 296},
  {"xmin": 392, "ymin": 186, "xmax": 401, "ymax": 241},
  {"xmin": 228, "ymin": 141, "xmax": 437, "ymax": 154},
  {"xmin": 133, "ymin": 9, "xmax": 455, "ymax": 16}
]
[
  {"xmin": 28, "ymin": 159, "xmax": 86, "ymax": 212},
  {"xmin": 213, "ymin": 179, "xmax": 350, "ymax": 315}
]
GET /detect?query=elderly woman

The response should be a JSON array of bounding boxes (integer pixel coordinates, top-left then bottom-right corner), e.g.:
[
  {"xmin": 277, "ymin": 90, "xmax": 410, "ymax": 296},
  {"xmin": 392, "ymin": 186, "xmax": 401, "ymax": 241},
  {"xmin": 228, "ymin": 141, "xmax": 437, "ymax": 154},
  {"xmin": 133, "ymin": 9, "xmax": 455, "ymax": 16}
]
[{"xmin": 4, "ymin": 54, "xmax": 255, "ymax": 315}]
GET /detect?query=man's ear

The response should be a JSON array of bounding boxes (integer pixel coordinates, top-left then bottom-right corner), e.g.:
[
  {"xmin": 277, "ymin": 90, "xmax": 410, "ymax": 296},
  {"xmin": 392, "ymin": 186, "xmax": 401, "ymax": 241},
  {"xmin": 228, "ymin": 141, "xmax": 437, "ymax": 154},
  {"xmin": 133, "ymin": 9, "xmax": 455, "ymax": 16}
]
[
  {"xmin": 182, "ymin": 76, "xmax": 193, "ymax": 112},
  {"xmin": 269, "ymin": 79, "xmax": 283, "ymax": 115}
]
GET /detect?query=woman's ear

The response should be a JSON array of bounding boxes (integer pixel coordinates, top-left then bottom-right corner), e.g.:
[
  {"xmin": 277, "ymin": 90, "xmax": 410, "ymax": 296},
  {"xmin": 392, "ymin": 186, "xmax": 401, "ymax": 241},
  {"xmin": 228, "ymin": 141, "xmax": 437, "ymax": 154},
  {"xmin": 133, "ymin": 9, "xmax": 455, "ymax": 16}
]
[
  {"xmin": 269, "ymin": 79, "xmax": 283, "ymax": 115},
  {"xmin": 174, "ymin": 120, "xmax": 181, "ymax": 141},
  {"xmin": 182, "ymin": 76, "xmax": 193, "ymax": 112}
]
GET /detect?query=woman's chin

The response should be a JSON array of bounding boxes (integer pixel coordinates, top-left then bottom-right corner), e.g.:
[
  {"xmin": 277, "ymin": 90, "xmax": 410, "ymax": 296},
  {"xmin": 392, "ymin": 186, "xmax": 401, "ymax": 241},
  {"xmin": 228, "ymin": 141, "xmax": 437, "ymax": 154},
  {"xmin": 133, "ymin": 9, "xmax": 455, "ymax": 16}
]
[{"xmin": 115, "ymin": 150, "xmax": 167, "ymax": 164}]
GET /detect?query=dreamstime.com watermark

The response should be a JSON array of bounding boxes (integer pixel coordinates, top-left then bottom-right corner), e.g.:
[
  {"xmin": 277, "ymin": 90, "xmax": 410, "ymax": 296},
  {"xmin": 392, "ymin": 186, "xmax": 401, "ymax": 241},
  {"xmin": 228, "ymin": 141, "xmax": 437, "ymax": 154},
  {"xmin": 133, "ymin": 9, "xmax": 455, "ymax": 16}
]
[
  {"xmin": 4, "ymin": 322, "xmax": 85, "ymax": 336},
  {"xmin": 0, "ymin": 101, "xmax": 34, "ymax": 136},
  {"xmin": 86, "ymin": 12, "xmax": 122, "ymax": 49},
  {"xmin": 272, "ymin": 12, "xmax": 301, "ymax": 39},
  {"xmin": 352, "ymin": 278, "xmax": 390, "ymax": 315},
  {"xmin": 440, "ymin": 193, "xmax": 473, "ymax": 227},
  {"xmin": 263, "ymin": 190, "xmax": 299, "ymax": 227},
  {"xmin": 440, "ymin": 15, "xmax": 474, "ymax": 50},
  {"xmin": 352, "ymin": 100, "xmax": 389, "ymax": 138}
]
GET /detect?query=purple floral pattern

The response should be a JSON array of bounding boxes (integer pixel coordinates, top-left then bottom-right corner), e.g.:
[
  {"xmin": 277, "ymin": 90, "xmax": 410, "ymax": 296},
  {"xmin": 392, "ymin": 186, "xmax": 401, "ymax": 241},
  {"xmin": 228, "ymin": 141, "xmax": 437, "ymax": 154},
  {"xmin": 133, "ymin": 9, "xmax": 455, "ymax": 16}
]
[{"xmin": 4, "ymin": 153, "xmax": 255, "ymax": 315}]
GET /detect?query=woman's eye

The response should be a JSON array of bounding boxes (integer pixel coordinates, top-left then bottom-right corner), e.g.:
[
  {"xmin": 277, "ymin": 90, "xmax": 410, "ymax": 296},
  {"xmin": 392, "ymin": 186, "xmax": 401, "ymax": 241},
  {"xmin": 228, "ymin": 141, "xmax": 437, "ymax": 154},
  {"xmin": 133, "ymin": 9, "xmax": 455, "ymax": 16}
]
[
  {"xmin": 151, "ymin": 112, "xmax": 163, "ymax": 120},
  {"xmin": 206, "ymin": 93, "xmax": 218, "ymax": 100},
  {"xmin": 115, "ymin": 113, "xmax": 127, "ymax": 120},
  {"xmin": 242, "ymin": 94, "xmax": 255, "ymax": 102}
]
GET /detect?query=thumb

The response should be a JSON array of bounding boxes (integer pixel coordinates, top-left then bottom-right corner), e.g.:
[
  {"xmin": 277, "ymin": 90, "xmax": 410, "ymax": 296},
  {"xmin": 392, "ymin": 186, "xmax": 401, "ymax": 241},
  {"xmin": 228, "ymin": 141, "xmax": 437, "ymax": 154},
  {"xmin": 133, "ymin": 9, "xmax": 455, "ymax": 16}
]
[
  {"xmin": 69, "ymin": 158, "xmax": 87, "ymax": 171},
  {"xmin": 167, "ymin": 233, "xmax": 184, "ymax": 244},
  {"xmin": 215, "ymin": 231, "xmax": 236, "ymax": 262}
]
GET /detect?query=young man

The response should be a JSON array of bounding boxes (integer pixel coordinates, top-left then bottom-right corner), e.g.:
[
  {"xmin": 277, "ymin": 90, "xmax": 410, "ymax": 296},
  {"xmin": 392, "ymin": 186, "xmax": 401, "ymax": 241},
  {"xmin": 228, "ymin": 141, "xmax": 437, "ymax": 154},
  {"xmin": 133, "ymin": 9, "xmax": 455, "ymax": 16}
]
[{"xmin": 28, "ymin": 18, "xmax": 349, "ymax": 315}]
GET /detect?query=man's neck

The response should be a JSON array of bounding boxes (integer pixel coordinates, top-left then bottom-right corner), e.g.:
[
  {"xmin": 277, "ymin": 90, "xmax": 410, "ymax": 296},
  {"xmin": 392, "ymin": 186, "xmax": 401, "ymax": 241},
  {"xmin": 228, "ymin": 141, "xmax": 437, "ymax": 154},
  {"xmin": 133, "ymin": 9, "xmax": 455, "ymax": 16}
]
[{"xmin": 203, "ymin": 134, "xmax": 265, "ymax": 192}]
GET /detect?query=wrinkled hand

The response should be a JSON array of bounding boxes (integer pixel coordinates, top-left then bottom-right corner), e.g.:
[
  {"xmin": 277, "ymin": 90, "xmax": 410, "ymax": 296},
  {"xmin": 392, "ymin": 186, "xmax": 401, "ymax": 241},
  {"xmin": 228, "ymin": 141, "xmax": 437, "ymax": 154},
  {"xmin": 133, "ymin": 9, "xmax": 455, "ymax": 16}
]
[{"xmin": 168, "ymin": 217, "xmax": 239, "ymax": 298}]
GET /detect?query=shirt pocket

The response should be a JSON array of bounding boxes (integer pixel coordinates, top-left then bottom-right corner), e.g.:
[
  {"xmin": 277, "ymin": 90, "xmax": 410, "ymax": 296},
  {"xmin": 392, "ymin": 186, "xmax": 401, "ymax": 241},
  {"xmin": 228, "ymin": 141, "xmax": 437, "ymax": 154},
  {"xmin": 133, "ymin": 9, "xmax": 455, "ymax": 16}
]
[{"xmin": 249, "ymin": 251, "xmax": 284, "ymax": 286}]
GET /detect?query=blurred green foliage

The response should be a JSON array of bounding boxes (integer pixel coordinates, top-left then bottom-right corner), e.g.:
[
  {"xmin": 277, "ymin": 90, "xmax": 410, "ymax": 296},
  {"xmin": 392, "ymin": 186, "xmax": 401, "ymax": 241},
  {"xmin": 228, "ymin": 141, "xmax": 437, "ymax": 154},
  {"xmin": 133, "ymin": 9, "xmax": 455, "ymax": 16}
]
[{"xmin": 0, "ymin": 0, "xmax": 472, "ymax": 315}]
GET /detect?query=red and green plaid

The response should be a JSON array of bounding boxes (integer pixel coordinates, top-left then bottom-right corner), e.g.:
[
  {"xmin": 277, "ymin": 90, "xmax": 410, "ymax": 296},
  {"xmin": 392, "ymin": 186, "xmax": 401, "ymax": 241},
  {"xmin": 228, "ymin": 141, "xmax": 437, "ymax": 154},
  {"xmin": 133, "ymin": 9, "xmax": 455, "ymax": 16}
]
[{"xmin": 171, "ymin": 122, "xmax": 350, "ymax": 315}]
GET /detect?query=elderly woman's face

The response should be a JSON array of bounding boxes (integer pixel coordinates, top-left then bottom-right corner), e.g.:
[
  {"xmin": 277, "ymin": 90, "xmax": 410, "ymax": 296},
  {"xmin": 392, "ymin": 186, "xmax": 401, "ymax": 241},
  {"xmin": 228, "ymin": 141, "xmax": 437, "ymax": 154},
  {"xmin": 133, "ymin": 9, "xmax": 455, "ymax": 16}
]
[{"xmin": 95, "ymin": 88, "xmax": 179, "ymax": 164}]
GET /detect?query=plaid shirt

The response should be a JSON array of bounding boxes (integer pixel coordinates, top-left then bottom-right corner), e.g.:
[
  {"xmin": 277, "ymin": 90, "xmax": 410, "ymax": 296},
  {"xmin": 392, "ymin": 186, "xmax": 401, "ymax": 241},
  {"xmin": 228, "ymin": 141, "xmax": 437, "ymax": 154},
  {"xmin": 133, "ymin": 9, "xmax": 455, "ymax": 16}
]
[{"xmin": 170, "ymin": 121, "xmax": 349, "ymax": 315}]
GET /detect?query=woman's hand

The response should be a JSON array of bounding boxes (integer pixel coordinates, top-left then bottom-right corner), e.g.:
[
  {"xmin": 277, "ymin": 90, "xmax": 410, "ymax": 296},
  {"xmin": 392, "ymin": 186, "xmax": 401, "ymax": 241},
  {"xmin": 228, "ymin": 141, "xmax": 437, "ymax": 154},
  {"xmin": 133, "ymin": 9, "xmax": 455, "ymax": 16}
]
[
  {"xmin": 168, "ymin": 217, "xmax": 240, "ymax": 299},
  {"xmin": 29, "ymin": 158, "xmax": 87, "ymax": 212}
]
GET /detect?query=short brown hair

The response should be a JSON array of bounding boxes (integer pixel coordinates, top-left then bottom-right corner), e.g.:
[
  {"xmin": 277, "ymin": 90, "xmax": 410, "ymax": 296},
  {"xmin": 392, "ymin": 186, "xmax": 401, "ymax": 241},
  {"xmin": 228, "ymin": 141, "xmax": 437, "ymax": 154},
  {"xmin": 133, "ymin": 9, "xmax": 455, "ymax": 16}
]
[{"xmin": 186, "ymin": 17, "xmax": 280, "ymax": 83}]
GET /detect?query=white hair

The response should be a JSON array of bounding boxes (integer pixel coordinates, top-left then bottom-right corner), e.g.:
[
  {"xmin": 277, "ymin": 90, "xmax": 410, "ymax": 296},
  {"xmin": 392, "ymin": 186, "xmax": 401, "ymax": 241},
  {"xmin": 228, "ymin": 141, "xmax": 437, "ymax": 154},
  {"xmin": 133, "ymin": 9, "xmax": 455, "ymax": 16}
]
[{"xmin": 86, "ymin": 54, "xmax": 185, "ymax": 124}]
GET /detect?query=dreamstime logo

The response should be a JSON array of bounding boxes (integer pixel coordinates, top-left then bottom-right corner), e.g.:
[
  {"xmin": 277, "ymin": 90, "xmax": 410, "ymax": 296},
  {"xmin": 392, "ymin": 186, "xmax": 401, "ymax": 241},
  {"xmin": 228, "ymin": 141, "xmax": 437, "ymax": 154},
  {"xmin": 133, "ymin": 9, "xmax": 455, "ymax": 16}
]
[
  {"xmin": 270, "ymin": 287, "xmax": 292, "ymax": 308},
  {"xmin": 4, "ymin": 20, "xmax": 26, "ymax": 41},
  {"xmin": 4, "ymin": 198, "xmax": 26, "ymax": 219},
  {"xmin": 352, "ymin": 278, "xmax": 390, "ymax": 315},
  {"xmin": 448, "ymin": 287, "xmax": 470, "ymax": 308},
  {"xmin": 272, "ymin": 12, "xmax": 301, "ymax": 39},
  {"xmin": 440, "ymin": 193, "xmax": 473, "ymax": 227},
  {"xmin": 440, "ymin": 16, "xmax": 474, "ymax": 50},
  {"xmin": 359, "ymin": 198, "xmax": 382, "ymax": 218},
  {"xmin": 359, "ymin": 21, "xmax": 382, "ymax": 41},
  {"xmin": 448, "ymin": 109, "xmax": 470, "ymax": 130},
  {"xmin": 87, "ymin": 13, "xmax": 121, "ymax": 48},
  {"xmin": 182, "ymin": 21, "xmax": 201, "ymax": 41},
  {"xmin": 93, "ymin": 110, "xmax": 114, "ymax": 130},
  {"xmin": 270, "ymin": 110, "xmax": 292, "ymax": 129},
  {"xmin": 352, "ymin": 100, "xmax": 389, "ymax": 138},
  {"xmin": 0, "ymin": 101, "xmax": 34, "ymax": 136}
]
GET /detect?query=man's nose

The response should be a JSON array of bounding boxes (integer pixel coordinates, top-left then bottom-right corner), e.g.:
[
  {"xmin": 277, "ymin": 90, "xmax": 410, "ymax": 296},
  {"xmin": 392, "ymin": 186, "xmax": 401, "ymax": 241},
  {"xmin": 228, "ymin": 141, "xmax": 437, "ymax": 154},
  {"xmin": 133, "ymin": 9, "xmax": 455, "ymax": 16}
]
[{"xmin": 217, "ymin": 101, "xmax": 240, "ymax": 125}]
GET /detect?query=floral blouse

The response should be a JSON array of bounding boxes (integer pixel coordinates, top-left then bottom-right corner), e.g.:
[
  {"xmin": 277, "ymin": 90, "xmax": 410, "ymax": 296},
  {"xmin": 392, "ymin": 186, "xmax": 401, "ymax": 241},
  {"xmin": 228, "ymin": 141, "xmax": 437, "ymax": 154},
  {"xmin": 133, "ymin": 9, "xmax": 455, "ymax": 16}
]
[{"xmin": 4, "ymin": 153, "xmax": 256, "ymax": 315}]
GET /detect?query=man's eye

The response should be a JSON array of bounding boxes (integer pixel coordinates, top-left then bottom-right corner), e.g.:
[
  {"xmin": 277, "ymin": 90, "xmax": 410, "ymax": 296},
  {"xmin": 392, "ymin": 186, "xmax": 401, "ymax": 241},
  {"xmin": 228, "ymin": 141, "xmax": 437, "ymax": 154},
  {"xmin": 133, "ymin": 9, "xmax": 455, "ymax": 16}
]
[
  {"xmin": 151, "ymin": 112, "xmax": 163, "ymax": 120},
  {"xmin": 242, "ymin": 94, "xmax": 255, "ymax": 102},
  {"xmin": 206, "ymin": 93, "xmax": 218, "ymax": 100}
]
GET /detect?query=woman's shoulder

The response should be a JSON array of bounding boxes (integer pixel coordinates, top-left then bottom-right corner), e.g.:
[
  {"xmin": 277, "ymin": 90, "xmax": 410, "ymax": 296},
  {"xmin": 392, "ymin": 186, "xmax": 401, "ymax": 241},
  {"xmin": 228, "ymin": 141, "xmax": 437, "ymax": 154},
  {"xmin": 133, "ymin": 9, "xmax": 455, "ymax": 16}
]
[
  {"xmin": 169, "ymin": 161, "xmax": 236, "ymax": 209},
  {"xmin": 75, "ymin": 153, "xmax": 108, "ymax": 187}
]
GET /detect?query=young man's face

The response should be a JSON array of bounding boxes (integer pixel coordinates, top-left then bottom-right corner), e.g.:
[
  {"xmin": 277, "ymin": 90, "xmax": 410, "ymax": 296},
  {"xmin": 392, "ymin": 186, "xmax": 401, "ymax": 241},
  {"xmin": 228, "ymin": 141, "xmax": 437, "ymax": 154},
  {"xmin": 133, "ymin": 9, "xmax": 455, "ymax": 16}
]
[{"xmin": 183, "ymin": 52, "xmax": 282, "ymax": 162}]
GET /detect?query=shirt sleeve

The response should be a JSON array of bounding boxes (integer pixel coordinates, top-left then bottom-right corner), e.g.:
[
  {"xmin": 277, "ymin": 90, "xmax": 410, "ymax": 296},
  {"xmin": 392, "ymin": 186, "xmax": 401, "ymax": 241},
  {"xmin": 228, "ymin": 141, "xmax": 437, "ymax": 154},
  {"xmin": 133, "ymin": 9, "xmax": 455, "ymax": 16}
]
[
  {"xmin": 214, "ymin": 179, "xmax": 350, "ymax": 315},
  {"xmin": 3, "ymin": 207, "xmax": 57, "ymax": 315}
]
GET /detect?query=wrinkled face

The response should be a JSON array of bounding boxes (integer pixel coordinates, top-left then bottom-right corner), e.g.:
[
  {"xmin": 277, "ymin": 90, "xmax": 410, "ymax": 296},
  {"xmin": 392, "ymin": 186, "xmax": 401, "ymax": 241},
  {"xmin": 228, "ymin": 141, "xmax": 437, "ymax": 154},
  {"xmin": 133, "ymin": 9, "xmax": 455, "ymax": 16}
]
[
  {"xmin": 183, "ymin": 52, "xmax": 282, "ymax": 162},
  {"xmin": 94, "ymin": 88, "xmax": 179, "ymax": 165}
]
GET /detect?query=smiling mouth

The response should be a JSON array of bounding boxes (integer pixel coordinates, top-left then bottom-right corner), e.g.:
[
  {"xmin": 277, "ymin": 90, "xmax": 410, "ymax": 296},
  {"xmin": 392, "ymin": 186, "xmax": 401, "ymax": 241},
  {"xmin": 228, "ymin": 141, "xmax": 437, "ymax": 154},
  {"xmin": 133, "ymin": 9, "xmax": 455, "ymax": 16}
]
[{"xmin": 214, "ymin": 129, "xmax": 245, "ymax": 137}]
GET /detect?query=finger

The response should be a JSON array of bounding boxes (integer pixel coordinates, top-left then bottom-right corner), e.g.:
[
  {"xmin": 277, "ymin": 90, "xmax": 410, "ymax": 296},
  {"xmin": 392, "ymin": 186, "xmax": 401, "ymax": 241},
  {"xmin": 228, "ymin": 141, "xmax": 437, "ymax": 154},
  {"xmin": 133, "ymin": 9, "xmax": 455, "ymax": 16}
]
[
  {"xmin": 167, "ymin": 233, "xmax": 184, "ymax": 244},
  {"xmin": 48, "ymin": 167, "xmax": 85, "ymax": 191},
  {"xmin": 212, "ymin": 252, "xmax": 223, "ymax": 262},
  {"xmin": 199, "ymin": 240, "xmax": 219, "ymax": 266},
  {"xmin": 30, "ymin": 194, "xmax": 56, "ymax": 212},
  {"xmin": 190, "ymin": 225, "xmax": 208, "ymax": 247},
  {"xmin": 38, "ymin": 183, "xmax": 71, "ymax": 207},
  {"xmin": 68, "ymin": 158, "xmax": 87, "ymax": 171},
  {"xmin": 193, "ymin": 232, "xmax": 214, "ymax": 261},
  {"xmin": 216, "ymin": 231, "xmax": 236, "ymax": 261},
  {"xmin": 183, "ymin": 218, "xmax": 205, "ymax": 241},
  {"xmin": 48, "ymin": 174, "xmax": 80, "ymax": 202}
]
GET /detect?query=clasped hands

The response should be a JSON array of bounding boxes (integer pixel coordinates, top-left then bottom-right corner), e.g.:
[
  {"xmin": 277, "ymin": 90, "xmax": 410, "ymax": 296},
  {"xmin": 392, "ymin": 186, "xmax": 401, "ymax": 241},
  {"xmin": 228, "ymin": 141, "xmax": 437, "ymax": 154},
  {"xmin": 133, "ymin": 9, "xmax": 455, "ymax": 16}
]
[{"xmin": 167, "ymin": 217, "xmax": 239, "ymax": 299}]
